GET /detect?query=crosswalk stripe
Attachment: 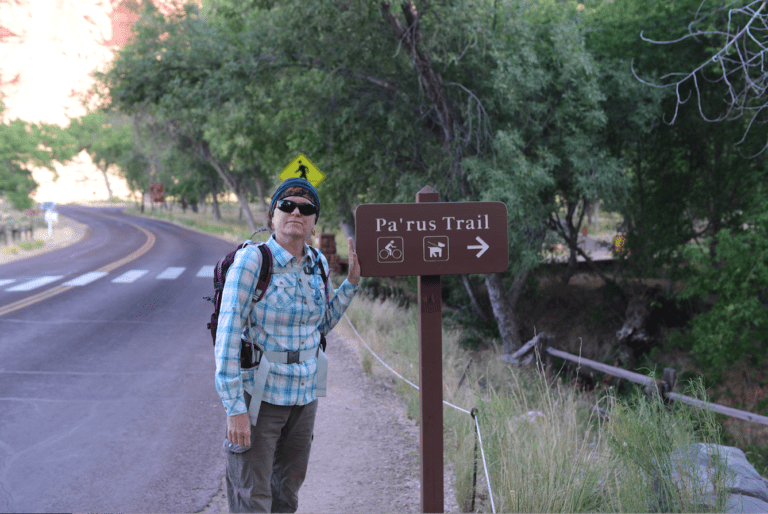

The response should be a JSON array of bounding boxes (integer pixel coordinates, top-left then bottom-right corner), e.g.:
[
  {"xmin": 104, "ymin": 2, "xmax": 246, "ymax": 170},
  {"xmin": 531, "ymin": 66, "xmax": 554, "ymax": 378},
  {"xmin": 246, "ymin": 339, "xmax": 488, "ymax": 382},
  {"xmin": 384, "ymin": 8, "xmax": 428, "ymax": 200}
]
[
  {"xmin": 62, "ymin": 272, "xmax": 109, "ymax": 287},
  {"xmin": 156, "ymin": 267, "xmax": 186, "ymax": 280},
  {"xmin": 111, "ymin": 270, "xmax": 149, "ymax": 283},
  {"xmin": 196, "ymin": 265, "xmax": 215, "ymax": 278},
  {"xmin": 2, "ymin": 264, "xmax": 212, "ymax": 291},
  {"xmin": 6, "ymin": 276, "xmax": 64, "ymax": 292}
]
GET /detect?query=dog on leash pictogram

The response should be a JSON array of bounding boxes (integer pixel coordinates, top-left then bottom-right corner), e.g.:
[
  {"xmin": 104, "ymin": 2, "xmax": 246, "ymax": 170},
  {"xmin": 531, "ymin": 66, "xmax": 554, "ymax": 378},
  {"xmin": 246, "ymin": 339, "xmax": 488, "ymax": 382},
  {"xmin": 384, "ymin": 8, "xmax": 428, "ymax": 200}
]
[{"xmin": 423, "ymin": 236, "xmax": 449, "ymax": 261}]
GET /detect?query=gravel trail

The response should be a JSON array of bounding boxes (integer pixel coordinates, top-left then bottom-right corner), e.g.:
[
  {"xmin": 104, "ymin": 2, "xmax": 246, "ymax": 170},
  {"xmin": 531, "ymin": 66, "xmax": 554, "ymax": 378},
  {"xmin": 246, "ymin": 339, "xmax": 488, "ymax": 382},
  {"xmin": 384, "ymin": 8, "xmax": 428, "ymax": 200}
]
[{"xmin": 201, "ymin": 321, "xmax": 460, "ymax": 513}]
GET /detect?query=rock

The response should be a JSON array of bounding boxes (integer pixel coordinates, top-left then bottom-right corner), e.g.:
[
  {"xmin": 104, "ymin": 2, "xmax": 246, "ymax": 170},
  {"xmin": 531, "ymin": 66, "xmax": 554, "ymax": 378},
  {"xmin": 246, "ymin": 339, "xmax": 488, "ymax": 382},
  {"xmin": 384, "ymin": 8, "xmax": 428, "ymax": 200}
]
[
  {"xmin": 522, "ymin": 410, "xmax": 546, "ymax": 423},
  {"xmin": 664, "ymin": 444, "xmax": 768, "ymax": 513},
  {"xmin": 725, "ymin": 494, "xmax": 768, "ymax": 514}
]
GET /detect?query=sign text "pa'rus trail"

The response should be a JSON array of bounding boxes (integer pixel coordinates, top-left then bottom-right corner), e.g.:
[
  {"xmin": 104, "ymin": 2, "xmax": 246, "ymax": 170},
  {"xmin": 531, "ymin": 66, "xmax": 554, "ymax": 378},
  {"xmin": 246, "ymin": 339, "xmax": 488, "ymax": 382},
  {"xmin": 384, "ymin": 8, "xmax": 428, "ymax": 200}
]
[{"xmin": 355, "ymin": 201, "xmax": 509, "ymax": 277}]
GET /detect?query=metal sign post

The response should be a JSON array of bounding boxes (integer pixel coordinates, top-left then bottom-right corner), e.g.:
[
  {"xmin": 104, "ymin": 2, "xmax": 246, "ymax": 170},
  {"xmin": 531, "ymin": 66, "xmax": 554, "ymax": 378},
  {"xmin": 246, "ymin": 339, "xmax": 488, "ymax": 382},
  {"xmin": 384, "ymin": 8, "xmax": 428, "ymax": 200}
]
[
  {"xmin": 415, "ymin": 186, "xmax": 443, "ymax": 513},
  {"xmin": 355, "ymin": 187, "xmax": 509, "ymax": 513}
]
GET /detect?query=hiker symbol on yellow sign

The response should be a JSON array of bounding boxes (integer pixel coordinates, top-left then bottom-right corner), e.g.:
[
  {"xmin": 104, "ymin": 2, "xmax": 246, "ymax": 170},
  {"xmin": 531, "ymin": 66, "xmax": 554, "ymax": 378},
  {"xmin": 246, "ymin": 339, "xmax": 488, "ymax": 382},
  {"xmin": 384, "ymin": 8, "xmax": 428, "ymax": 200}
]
[{"xmin": 279, "ymin": 153, "xmax": 326, "ymax": 187}]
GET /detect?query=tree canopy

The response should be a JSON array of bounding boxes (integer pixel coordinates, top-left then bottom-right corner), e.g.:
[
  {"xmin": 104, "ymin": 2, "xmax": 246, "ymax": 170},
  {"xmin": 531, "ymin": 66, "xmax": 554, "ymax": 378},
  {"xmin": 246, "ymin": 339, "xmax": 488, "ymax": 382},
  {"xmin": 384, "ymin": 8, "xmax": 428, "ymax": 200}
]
[
  {"xmin": 0, "ymin": 98, "xmax": 76, "ymax": 209},
  {"xmin": 88, "ymin": 0, "xmax": 768, "ymax": 374}
]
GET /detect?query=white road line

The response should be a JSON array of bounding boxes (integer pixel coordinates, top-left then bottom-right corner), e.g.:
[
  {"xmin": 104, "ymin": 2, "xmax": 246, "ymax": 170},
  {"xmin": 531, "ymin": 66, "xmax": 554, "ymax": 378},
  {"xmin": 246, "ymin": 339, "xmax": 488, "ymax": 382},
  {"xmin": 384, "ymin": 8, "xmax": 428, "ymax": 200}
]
[
  {"xmin": 196, "ymin": 266, "xmax": 215, "ymax": 278},
  {"xmin": 0, "ymin": 279, "xmax": 16, "ymax": 287},
  {"xmin": 111, "ymin": 270, "xmax": 148, "ymax": 283},
  {"xmin": 62, "ymin": 272, "xmax": 109, "ymax": 287},
  {"xmin": 6, "ymin": 276, "xmax": 64, "ymax": 292},
  {"xmin": 156, "ymin": 267, "xmax": 185, "ymax": 280}
]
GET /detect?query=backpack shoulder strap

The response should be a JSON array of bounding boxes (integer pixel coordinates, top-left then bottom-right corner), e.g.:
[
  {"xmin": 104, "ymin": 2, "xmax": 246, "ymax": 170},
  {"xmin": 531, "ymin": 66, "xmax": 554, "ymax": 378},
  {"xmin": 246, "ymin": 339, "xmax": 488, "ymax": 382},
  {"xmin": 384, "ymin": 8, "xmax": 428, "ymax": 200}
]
[
  {"xmin": 309, "ymin": 246, "xmax": 330, "ymax": 306},
  {"xmin": 309, "ymin": 246, "xmax": 331, "ymax": 351},
  {"xmin": 253, "ymin": 243, "xmax": 273, "ymax": 303}
]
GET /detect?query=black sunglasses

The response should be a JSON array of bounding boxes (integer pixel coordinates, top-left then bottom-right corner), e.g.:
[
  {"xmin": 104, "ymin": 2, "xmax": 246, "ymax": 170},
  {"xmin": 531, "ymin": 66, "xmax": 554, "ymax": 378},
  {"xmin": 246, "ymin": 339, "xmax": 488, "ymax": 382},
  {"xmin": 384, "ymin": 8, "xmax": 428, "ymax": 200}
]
[{"xmin": 277, "ymin": 199, "xmax": 318, "ymax": 217}]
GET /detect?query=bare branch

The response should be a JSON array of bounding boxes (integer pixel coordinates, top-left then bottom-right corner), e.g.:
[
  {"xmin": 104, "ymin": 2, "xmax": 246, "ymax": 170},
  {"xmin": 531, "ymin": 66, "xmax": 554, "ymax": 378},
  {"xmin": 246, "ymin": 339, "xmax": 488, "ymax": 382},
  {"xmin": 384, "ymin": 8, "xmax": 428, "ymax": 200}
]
[
  {"xmin": 335, "ymin": 69, "xmax": 397, "ymax": 91},
  {"xmin": 637, "ymin": 0, "xmax": 768, "ymax": 147}
]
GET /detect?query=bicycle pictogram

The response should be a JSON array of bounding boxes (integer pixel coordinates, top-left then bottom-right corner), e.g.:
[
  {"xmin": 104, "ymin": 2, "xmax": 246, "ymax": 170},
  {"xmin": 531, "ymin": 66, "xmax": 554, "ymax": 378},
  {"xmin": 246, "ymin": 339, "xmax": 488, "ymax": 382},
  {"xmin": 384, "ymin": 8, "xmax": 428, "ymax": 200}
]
[{"xmin": 377, "ymin": 237, "xmax": 404, "ymax": 263}]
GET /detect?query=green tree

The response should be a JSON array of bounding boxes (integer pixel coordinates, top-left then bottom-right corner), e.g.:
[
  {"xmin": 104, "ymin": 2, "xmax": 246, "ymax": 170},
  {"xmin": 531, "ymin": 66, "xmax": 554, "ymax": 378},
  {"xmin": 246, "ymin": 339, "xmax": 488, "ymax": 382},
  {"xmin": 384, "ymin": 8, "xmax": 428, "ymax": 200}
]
[
  {"xmin": 459, "ymin": 1, "xmax": 629, "ymax": 347},
  {"xmin": 585, "ymin": 0, "xmax": 768, "ymax": 276},
  {"xmin": 582, "ymin": 0, "xmax": 768, "ymax": 374},
  {"xmin": 96, "ymin": 0, "xmax": 647, "ymax": 352},
  {"xmin": 98, "ymin": 2, "xmax": 282, "ymax": 232},
  {"xmin": 269, "ymin": 0, "xmax": 629, "ymax": 350},
  {"xmin": 676, "ymin": 190, "xmax": 768, "ymax": 379},
  {"xmin": 67, "ymin": 110, "xmax": 133, "ymax": 200},
  {"xmin": 0, "ymin": 98, "xmax": 76, "ymax": 209}
]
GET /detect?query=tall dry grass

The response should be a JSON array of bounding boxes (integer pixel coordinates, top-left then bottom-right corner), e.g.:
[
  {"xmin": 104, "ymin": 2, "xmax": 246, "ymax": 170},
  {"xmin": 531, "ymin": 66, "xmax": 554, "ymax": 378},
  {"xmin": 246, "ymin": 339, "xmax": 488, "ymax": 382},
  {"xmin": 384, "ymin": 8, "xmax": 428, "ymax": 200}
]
[{"xmin": 344, "ymin": 293, "xmax": 734, "ymax": 513}]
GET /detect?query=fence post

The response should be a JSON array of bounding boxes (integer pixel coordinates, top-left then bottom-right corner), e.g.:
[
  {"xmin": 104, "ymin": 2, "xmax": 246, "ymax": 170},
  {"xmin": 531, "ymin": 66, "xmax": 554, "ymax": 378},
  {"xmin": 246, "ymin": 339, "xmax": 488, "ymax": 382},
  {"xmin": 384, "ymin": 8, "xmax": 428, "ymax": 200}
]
[
  {"xmin": 534, "ymin": 333, "xmax": 553, "ymax": 381},
  {"xmin": 662, "ymin": 367, "xmax": 677, "ymax": 403}
]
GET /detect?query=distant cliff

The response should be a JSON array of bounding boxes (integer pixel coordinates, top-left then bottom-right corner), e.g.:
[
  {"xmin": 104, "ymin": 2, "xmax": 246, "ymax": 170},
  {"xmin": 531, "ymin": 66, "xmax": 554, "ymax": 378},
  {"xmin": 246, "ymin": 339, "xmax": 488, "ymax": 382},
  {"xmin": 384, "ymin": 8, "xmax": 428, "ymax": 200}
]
[{"xmin": 0, "ymin": 0, "xmax": 142, "ymax": 124}]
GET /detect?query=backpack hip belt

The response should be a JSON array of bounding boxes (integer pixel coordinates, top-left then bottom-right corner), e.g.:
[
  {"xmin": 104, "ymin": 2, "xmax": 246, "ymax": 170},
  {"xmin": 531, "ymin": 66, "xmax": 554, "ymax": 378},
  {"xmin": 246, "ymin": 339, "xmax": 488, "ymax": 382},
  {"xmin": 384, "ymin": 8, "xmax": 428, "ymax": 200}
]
[{"xmin": 241, "ymin": 340, "xmax": 328, "ymax": 426}]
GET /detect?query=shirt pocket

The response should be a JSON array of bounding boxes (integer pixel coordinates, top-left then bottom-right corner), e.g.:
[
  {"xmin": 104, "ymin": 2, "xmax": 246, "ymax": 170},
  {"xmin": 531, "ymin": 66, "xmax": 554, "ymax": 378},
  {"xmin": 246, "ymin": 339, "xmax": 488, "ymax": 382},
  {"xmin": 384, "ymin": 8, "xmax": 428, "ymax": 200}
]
[
  {"xmin": 311, "ymin": 273, "xmax": 327, "ymax": 309},
  {"xmin": 268, "ymin": 275, "xmax": 297, "ymax": 309}
]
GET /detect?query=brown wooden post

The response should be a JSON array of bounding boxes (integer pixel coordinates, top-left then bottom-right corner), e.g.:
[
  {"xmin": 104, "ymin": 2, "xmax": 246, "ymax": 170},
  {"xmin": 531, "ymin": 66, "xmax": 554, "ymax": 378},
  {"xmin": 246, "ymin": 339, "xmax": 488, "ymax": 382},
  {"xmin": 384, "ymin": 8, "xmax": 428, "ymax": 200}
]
[
  {"xmin": 662, "ymin": 367, "xmax": 677, "ymax": 404},
  {"xmin": 416, "ymin": 185, "xmax": 443, "ymax": 513}
]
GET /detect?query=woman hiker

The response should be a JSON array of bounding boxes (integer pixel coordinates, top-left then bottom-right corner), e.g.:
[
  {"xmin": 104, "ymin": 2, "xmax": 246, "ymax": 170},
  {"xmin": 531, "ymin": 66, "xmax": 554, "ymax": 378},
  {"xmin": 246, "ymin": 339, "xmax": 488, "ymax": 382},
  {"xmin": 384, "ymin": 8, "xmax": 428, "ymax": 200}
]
[{"xmin": 214, "ymin": 177, "xmax": 360, "ymax": 512}]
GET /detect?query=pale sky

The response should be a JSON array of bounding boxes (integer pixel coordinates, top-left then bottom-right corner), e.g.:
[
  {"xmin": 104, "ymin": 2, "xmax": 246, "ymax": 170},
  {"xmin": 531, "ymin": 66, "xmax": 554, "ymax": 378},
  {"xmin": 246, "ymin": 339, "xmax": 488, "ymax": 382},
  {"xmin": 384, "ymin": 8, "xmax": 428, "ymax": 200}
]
[{"xmin": 0, "ymin": 0, "xmax": 134, "ymax": 201}]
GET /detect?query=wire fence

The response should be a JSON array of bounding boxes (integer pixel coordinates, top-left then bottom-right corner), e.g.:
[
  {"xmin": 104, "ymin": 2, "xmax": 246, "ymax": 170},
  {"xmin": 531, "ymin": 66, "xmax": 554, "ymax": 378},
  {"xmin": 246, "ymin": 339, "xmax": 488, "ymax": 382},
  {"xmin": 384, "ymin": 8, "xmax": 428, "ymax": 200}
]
[{"xmin": 342, "ymin": 313, "xmax": 497, "ymax": 514}]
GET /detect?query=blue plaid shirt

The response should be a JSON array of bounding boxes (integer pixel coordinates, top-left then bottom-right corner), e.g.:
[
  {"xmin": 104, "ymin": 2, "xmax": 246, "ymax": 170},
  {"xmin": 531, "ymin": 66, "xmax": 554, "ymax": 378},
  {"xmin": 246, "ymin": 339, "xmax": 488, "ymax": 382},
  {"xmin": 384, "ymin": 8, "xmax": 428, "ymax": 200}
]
[{"xmin": 214, "ymin": 236, "xmax": 358, "ymax": 416}]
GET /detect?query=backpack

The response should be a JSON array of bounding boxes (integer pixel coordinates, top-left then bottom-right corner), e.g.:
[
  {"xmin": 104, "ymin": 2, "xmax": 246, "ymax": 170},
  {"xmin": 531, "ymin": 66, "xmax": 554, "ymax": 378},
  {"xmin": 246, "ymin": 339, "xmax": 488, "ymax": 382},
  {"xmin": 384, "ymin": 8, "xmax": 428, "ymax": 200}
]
[{"xmin": 205, "ymin": 231, "xmax": 330, "ymax": 350}]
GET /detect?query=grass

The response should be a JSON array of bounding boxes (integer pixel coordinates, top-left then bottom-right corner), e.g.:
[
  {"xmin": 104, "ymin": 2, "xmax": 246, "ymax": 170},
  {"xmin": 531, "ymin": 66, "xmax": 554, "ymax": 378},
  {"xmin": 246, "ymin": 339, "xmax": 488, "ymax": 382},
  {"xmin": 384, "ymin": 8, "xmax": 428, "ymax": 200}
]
[
  {"xmin": 17, "ymin": 240, "xmax": 44, "ymax": 251},
  {"xmin": 125, "ymin": 201, "xmax": 267, "ymax": 243},
  {"xmin": 344, "ymin": 292, "xmax": 735, "ymax": 513}
]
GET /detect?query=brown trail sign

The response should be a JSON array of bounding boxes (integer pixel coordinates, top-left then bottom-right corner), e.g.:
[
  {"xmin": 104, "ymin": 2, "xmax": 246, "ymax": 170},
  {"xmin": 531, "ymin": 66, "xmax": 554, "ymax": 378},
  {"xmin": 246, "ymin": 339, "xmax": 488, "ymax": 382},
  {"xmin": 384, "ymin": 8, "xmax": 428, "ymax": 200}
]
[
  {"xmin": 355, "ymin": 187, "xmax": 509, "ymax": 513},
  {"xmin": 355, "ymin": 200, "xmax": 508, "ymax": 277}
]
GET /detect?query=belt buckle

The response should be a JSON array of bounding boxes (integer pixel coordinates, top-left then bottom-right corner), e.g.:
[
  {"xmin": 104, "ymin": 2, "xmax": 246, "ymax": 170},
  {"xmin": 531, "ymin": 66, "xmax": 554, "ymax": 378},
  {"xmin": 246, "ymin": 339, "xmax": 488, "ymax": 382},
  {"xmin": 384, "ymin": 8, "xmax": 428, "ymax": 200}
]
[{"xmin": 286, "ymin": 349, "xmax": 300, "ymax": 365}]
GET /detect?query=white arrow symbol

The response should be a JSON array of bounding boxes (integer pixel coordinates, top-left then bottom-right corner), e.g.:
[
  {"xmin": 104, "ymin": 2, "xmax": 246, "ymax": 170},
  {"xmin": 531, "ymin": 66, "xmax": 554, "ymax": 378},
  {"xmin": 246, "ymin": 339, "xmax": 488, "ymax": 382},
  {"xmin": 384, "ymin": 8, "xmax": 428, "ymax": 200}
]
[{"xmin": 467, "ymin": 237, "xmax": 489, "ymax": 258}]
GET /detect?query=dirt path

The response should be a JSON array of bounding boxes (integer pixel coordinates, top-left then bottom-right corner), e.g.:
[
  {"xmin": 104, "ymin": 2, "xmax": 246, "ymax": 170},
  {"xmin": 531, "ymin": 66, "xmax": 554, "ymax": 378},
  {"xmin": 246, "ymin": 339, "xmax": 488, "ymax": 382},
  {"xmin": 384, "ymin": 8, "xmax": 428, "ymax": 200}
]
[{"xmin": 201, "ymin": 321, "xmax": 460, "ymax": 513}]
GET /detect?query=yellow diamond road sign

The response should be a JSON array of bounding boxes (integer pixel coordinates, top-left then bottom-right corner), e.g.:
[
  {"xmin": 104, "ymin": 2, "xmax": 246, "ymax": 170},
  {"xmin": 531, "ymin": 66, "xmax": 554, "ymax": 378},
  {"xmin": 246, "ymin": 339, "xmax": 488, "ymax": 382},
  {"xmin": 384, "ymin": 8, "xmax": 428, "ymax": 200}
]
[{"xmin": 279, "ymin": 153, "xmax": 326, "ymax": 187}]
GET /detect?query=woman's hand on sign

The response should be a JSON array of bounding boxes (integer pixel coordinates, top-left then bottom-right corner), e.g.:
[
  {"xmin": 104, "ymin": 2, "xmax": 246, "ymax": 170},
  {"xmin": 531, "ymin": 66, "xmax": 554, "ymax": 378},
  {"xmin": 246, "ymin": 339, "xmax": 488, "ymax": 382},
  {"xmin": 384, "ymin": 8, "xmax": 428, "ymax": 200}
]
[{"xmin": 347, "ymin": 237, "xmax": 360, "ymax": 285}]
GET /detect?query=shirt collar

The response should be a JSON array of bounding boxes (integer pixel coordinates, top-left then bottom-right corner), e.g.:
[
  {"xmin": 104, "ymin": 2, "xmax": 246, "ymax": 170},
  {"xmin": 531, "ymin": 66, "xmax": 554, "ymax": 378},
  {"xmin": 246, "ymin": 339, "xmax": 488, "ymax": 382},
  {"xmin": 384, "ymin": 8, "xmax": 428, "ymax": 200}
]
[{"xmin": 267, "ymin": 235, "xmax": 317, "ymax": 268}]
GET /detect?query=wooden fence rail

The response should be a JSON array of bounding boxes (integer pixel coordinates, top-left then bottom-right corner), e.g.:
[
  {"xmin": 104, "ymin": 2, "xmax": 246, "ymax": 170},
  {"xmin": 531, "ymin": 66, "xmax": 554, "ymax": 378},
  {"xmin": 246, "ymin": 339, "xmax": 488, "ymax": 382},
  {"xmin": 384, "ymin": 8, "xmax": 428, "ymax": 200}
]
[
  {"xmin": 509, "ymin": 335, "xmax": 768, "ymax": 427},
  {"xmin": 664, "ymin": 392, "xmax": 768, "ymax": 426}
]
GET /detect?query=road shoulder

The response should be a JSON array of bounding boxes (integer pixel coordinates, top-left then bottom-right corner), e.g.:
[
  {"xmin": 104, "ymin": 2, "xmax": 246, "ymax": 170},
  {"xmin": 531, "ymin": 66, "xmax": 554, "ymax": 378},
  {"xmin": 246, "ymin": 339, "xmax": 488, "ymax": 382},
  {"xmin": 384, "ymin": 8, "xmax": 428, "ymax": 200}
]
[{"xmin": 0, "ymin": 214, "xmax": 89, "ymax": 266}]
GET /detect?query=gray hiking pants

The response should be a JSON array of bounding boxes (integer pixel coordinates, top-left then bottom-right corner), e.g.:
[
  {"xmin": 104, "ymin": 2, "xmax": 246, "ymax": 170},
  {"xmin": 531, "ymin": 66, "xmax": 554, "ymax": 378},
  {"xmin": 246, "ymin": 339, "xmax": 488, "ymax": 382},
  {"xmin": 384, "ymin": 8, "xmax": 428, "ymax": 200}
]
[{"xmin": 225, "ymin": 392, "xmax": 317, "ymax": 513}]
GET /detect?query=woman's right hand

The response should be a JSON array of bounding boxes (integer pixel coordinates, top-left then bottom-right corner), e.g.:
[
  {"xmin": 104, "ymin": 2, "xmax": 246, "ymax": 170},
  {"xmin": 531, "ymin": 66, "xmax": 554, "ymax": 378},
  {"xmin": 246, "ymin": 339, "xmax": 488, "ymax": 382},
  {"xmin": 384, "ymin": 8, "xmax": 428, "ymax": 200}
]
[{"xmin": 227, "ymin": 412, "xmax": 251, "ymax": 447}]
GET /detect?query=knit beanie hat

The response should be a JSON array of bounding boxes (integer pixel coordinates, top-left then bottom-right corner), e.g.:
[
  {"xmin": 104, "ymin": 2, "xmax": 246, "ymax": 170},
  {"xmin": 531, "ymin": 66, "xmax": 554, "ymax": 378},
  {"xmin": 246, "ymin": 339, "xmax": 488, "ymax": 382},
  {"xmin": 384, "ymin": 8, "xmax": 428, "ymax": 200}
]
[{"xmin": 269, "ymin": 178, "xmax": 321, "ymax": 221}]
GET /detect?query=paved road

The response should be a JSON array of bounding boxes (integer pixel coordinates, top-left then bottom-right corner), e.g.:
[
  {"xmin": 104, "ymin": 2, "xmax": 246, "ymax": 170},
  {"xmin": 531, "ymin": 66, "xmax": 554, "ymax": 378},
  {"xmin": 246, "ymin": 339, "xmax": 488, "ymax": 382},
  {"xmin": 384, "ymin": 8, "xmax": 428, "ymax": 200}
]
[{"xmin": 0, "ymin": 206, "xmax": 234, "ymax": 513}]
